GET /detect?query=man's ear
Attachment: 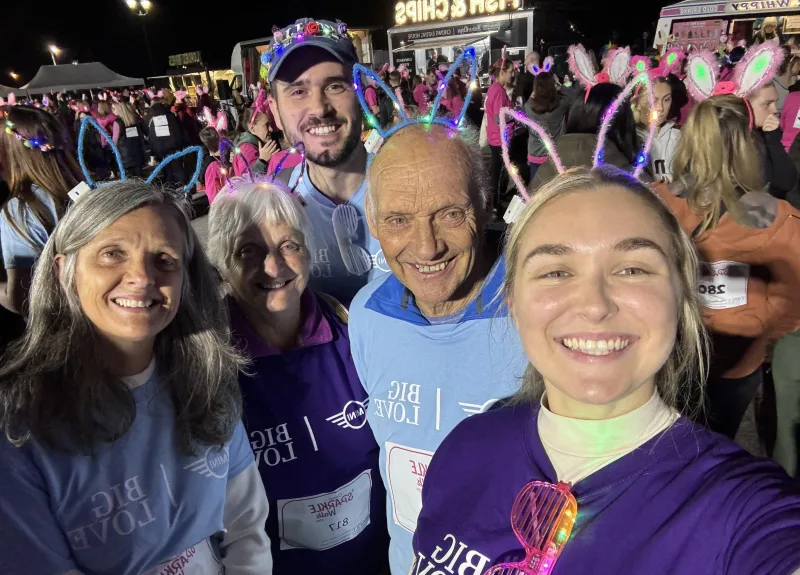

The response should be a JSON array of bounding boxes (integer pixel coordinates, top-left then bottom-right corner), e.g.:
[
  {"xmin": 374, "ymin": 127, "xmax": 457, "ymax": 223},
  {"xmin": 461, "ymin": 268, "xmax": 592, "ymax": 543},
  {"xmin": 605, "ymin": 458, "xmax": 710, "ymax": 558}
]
[
  {"xmin": 365, "ymin": 193, "xmax": 378, "ymax": 238},
  {"xmin": 268, "ymin": 95, "xmax": 284, "ymax": 132}
]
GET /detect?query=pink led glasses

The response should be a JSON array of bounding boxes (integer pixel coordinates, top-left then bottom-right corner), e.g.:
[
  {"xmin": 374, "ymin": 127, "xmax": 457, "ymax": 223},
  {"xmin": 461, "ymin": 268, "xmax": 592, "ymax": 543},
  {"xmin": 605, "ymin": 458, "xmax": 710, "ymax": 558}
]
[{"xmin": 483, "ymin": 481, "xmax": 577, "ymax": 575}]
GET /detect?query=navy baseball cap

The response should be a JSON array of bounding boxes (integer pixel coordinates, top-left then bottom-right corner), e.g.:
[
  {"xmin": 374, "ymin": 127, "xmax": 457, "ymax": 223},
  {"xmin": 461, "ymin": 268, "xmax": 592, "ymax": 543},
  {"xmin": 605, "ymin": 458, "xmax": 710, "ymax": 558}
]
[{"xmin": 263, "ymin": 18, "xmax": 359, "ymax": 83}]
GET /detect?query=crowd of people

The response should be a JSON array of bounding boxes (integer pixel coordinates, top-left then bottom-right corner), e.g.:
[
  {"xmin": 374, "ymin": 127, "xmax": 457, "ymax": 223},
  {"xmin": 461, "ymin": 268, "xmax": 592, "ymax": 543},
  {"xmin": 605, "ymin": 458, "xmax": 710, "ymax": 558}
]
[{"xmin": 1, "ymin": 13, "xmax": 800, "ymax": 575}]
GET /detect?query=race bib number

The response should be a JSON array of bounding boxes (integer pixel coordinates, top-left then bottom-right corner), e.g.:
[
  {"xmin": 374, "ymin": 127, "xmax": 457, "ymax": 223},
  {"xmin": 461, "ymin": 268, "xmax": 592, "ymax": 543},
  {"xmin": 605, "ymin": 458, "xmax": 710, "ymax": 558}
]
[
  {"xmin": 126, "ymin": 126, "xmax": 139, "ymax": 138},
  {"xmin": 698, "ymin": 261, "xmax": 749, "ymax": 310},
  {"xmin": 277, "ymin": 470, "xmax": 373, "ymax": 551},
  {"xmin": 385, "ymin": 442, "xmax": 434, "ymax": 533},
  {"xmin": 153, "ymin": 115, "xmax": 168, "ymax": 127},
  {"xmin": 144, "ymin": 539, "xmax": 223, "ymax": 575},
  {"xmin": 155, "ymin": 125, "xmax": 171, "ymax": 137}
]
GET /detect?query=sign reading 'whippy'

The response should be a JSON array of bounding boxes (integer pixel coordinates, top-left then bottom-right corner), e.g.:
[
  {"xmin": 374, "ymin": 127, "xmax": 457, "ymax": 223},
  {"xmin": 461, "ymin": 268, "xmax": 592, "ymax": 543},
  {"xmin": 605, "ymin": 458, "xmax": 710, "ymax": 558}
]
[{"xmin": 394, "ymin": 0, "xmax": 521, "ymax": 26}]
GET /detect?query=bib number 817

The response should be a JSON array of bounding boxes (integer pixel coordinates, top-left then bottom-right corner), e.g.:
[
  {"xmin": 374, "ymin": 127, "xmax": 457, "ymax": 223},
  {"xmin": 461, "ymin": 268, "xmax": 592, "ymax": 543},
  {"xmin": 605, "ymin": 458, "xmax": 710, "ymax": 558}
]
[
  {"xmin": 699, "ymin": 284, "xmax": 725, "ymax": 295},
  {"xmin": 329, "ymin": 518, "xmax": 349, "ymax": 531}
]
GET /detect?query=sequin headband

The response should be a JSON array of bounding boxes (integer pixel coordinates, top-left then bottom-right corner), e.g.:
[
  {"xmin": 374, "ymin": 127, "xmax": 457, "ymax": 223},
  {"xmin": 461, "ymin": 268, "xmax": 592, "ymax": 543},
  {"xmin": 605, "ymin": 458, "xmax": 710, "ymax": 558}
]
[
  {"xmin": 77, "ymin": 116, "xmax": 203, "ymax": 192},
  {"xmin": 684, "ymin": 42, "xmax": 783, "ymax": 129},
  {"xmin": 353, "ymin": 45, "xmax": 479, "ymax": 165}
]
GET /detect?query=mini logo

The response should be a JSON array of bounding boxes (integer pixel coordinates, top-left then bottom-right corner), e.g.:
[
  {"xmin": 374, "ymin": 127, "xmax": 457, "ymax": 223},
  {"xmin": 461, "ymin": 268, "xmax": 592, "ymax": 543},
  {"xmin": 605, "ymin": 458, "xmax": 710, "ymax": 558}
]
[
  {"xmin": 458, "ymin": 398, "xmax": 498, "ymax": 416},
  {"xmin": 184, "ymin": 446, "xmax": 230, "ymax": 479},
  {"xmin": 326, "ymin": 399, "xmax": 370, "ymax": 430},
  {"xmin": 371, "ymin": 250, "xmax": 391, "ymax": 273}
]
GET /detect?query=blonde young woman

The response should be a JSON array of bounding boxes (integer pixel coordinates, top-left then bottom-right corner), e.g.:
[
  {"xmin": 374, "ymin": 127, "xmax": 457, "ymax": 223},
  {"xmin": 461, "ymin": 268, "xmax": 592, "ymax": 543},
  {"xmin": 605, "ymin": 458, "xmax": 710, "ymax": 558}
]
[
  {"xmin": 655, "ymin": 95, "xmax": 800, "ymax": 440},
  {"xmin": 412, "ymin": 166, "xmax": 800, "ymax": 575},
  {"xmin": 112, "ymin": 101, "xmax": 146, "ymax": 177}
]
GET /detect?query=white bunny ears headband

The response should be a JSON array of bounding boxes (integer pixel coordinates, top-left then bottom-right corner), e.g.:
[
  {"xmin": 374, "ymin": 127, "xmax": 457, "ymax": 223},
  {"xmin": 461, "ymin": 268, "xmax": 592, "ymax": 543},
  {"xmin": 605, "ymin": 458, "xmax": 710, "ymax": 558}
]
[
  {"xmin": 568, "ymin": 44, "xmax": 633, "ymax": 102},
  {"xmin": 684, "ymin": 42, "xmax": 782, "ymax": 128},
  {"xmin": 500, "ymin": 45, "xmax": 660, "ymax": 202}
]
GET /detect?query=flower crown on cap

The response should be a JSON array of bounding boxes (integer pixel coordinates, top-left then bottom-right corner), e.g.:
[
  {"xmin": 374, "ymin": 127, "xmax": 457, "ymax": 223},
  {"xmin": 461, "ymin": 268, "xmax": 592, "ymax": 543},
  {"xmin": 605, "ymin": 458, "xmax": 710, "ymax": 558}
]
[
  {"xmin": 353, "ymin": 45, "xmax": 478, "ymax": 164},
  {"xmin": 260, "ymin": 19, "xmax": 351, "ymax": 80},
  {"xmin": 77, "ymin": 115, "xmax": 204, "ymax": 192},
  {"xmin": 499, "ymin": 70, "xmax": 659, "ymax": 203}
]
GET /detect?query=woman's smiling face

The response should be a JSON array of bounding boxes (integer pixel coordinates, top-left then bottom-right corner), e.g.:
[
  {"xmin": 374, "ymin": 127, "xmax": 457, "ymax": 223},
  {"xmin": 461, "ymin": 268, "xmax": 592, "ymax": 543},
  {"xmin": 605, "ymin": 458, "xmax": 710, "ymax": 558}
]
[{"xmin": 509, "ymin": 186, "xmax": 681, "ymax": 418}]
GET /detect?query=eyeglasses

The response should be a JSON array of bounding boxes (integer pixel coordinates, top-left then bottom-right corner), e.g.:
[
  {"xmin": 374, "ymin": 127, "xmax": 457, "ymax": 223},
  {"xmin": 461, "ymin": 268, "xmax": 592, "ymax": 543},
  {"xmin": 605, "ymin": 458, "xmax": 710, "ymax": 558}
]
[{"xmin": 483, "ymin": 481, "xmax": 577, "ymax": 575}]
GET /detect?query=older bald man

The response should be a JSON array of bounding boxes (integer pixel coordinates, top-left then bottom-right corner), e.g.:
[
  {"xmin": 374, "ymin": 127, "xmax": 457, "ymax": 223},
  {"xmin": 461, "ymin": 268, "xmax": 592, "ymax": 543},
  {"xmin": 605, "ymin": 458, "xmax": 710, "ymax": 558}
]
[{"xmin": 348, "ymin": 123, "xmax": 527, "ymax": 575}]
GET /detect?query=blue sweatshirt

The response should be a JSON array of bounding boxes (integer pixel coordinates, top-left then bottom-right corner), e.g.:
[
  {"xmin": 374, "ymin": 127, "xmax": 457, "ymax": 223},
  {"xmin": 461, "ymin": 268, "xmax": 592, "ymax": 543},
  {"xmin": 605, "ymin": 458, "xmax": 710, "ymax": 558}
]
[
  {"xmin": 287, "ymin": 164, "xmax": 386, "ymax": 305},
  {"xmin": 0, "ymin": 365, "xmax": 255, "ymax": 575},
  {"xmin": 348, "ymin": 257, "xmax": 528, "ymax": 574}
]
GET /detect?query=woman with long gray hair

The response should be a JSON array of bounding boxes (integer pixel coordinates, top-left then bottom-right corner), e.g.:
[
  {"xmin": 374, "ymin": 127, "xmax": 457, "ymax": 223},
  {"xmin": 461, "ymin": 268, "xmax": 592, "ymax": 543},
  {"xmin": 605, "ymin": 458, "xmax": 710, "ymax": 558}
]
[
  {"xmin": 412, "ymin": 167, "xmax": 800, "ymax": 575},
  {"xmin": 0, "ymin": 181, "xmax": 273, "ymax": 574}
]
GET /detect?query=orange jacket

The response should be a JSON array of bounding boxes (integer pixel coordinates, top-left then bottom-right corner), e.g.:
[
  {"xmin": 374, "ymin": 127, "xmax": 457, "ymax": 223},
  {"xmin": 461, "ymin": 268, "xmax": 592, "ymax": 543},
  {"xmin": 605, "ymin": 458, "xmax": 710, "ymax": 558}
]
[{"xmin": 654, "ymin": 182, "xmax": 800, "ymax": 378}]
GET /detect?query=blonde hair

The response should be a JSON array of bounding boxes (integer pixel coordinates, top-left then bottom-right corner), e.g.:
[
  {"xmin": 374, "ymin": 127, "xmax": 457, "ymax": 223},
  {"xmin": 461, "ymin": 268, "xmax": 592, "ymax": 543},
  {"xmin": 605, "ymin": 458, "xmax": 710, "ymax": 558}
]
[
  {"xmin": 504, "ymin": 166, "xmax": 709, "ymax": 416},
  {"xmin": 96, "ymin": 101, "xmax": 112, "ymax": 117},
  {"xmin": 672, "ymin": 95, "xmax": 764, "ymax": 238},
  {"xmin": 112, "ymin": 101, "xmax": 139, "ymax": 127}
]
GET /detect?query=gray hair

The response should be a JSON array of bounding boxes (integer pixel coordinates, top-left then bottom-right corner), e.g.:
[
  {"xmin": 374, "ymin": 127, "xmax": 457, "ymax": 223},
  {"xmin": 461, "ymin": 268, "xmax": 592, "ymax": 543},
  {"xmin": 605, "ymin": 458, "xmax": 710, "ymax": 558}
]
[
  {"xmin": 0, "ymin": 180, "xmax": 245, "ymax": 454},
  {"xmin": 207, "ymin": 179, "xmax": 312, "ymax": 279},
  {"xmin": 504, "ymin": 166, "xmax": 709, "ymax": 417},
  {"xmin": 364, "ymin": 123, "xmax": 490, "ymax": 221}
]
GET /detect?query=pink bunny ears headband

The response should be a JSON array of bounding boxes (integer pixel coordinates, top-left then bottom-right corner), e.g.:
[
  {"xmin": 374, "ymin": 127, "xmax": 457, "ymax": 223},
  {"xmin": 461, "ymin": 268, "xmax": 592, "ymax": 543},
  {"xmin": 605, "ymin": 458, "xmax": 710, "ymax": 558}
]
[
  {"xmin": 195, "ymin": 85, "xmax": 209, "ymax": 95},
  {"xmin": 500, "ymin": 69, "xmax": 659, "ymax": 202},
  {"xmin": 684, "ymin": 42, "xmax": 782, "ymax": 128},
  {"xmin": 249, "ymin": 88, "xmax": 269, "ymax": 129},
  {"xmin": 216, "ymin": 137, "xmax": 307, "ymax": 198},
  {"xmin": 630, "ymin": 48, "xmax": 685, "ymax": 79},
  {"xmin": 203, "ymin": 107, "xmax": 228, "ymax": 133},
  {"xmin": 568, "ymin": 44, "xmax": 633, "ymax": 102},
  {"xmin": 0, "ymin": 93, "xmax": 17, "ymax": 106}
]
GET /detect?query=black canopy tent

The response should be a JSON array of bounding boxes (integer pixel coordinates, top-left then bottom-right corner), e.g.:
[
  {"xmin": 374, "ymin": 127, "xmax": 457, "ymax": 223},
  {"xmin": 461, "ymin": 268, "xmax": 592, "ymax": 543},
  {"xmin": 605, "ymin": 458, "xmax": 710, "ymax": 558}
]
[{"xmin": 21, "ymin": 62, "xmax": 144, "ymax": 95}]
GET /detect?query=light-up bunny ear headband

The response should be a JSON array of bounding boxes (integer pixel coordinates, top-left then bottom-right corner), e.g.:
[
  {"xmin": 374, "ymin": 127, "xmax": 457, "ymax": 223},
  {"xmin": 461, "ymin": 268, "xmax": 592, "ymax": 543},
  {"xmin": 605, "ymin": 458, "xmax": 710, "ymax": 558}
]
[
  {"xmin": 684, "ymin": 42, "xmax": 783, "ymax": 129},
  {"xmin": 77, "ymin": 115, "xmax": 204, "ymax": 193},
  {"xmin": 568, "ymin": 44, "xmax": 633, "ymax": 103},
  {"xmin": 500, "ymin": 67, "xmax": 658, "ymax": 201},
  {"xmin": 531, "ymin": 56, "xmax": 554, "ymax": 76},
  {"xmin": 353, "ymin": 45, "xmax": 478, "ymax": 164}
]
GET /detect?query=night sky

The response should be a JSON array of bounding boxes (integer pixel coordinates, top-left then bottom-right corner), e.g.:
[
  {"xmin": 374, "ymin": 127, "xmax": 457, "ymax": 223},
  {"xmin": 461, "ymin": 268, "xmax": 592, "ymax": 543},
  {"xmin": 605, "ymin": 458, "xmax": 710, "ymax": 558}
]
[{"xmin": 0, "ymin": 0, "xmax": 666, "ymax": 87}]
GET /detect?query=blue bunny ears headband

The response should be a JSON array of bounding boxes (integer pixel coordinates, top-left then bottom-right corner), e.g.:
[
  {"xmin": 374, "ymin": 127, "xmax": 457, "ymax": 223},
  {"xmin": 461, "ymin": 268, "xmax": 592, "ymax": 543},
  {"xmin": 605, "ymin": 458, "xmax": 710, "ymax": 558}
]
[
  {"xmin": 353, "ymin": 46, "xmax": 479, "ymax": 161},
  {"xmin": 77, "ymin": 116, "xmax": 204, "ymax": 193}
]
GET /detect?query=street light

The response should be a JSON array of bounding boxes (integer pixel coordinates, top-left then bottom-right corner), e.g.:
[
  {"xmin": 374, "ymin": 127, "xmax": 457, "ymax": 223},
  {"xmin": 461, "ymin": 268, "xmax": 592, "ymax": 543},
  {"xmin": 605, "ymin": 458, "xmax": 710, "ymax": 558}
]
[
  {"xmin": 49, "ymin": 45, "xmax": 61, "ymax": 66},
  {"xmin": 9, "ymin": 72, "xmax": 19, "ymax": 82},
  {"xmin": 125, "ymin": 0, "xmax": 155, "ymax": 76}
]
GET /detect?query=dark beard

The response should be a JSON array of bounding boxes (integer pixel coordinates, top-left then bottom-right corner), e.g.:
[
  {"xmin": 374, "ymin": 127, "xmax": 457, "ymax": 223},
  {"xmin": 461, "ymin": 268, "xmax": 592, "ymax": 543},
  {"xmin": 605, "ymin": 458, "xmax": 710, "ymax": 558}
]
[
  {"xmin": 305, "ymin": 121, "xmax": 362, "ymax": 167},
  {"xmin": 281, "ymin": 114, "xmax": 363, "ymax": 168}
]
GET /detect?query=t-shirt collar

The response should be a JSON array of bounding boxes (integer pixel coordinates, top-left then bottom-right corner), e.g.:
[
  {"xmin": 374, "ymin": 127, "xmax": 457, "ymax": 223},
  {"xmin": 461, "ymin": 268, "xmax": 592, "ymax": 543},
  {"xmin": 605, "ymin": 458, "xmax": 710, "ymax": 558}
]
[{"xmin": 230, "ymin": 289, "xmax": 333, "ymax": 357}]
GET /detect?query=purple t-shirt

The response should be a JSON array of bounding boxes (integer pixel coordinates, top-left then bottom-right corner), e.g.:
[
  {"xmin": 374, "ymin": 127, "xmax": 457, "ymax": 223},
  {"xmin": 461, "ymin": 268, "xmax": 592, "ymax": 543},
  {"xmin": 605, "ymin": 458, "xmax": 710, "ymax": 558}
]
[
  {"xmin": 230, "ymin": 292, "xmax": 389, "ymax": 575},
  {"xmin": 414, "ymin": 404, "xmax": 800, "ymax": 575}
]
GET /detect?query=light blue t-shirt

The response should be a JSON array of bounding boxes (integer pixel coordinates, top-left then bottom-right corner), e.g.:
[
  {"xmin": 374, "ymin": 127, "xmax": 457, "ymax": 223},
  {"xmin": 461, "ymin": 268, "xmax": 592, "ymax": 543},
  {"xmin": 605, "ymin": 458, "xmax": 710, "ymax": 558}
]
[
  {"xmin": 288, "ymin": 164, "xmax": 386, "ymax": 305},
  {"xmin": 0, "ymin": 185, "xmax": 60, "ymax": 268},
  {"xmin": 0, "ymin": 367, "xmax": 254, "ymax": 575},
  {"xmin": 348, "ymin": 258, "xmax": 528, "ymax": 575}
]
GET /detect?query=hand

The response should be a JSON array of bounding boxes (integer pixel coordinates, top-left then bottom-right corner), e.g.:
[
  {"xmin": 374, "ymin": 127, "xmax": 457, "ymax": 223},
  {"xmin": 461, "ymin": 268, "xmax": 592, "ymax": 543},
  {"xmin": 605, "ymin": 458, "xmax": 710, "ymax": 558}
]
[
  {"xmin": 762, "ymin": 113, "xmax": 780, "ymax": 132},
  {"xmin": 259, "ymin": 139, "xmax": 280, "ymax": 163}
]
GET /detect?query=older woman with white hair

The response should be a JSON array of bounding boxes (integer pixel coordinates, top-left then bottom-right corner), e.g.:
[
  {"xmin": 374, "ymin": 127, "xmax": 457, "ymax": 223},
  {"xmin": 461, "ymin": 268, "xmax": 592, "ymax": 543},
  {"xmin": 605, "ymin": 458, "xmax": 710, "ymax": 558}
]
[
  {"xmin": 412, "ymin": 166, "xmax": 800, "ymax": 575},
  {"xmin": 207, "ymin": 179, "xmax": 389, "ymax": 575},
  {"xmin": 0, "ymin": 181, "xmax": 273, "ymax": 574}
]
